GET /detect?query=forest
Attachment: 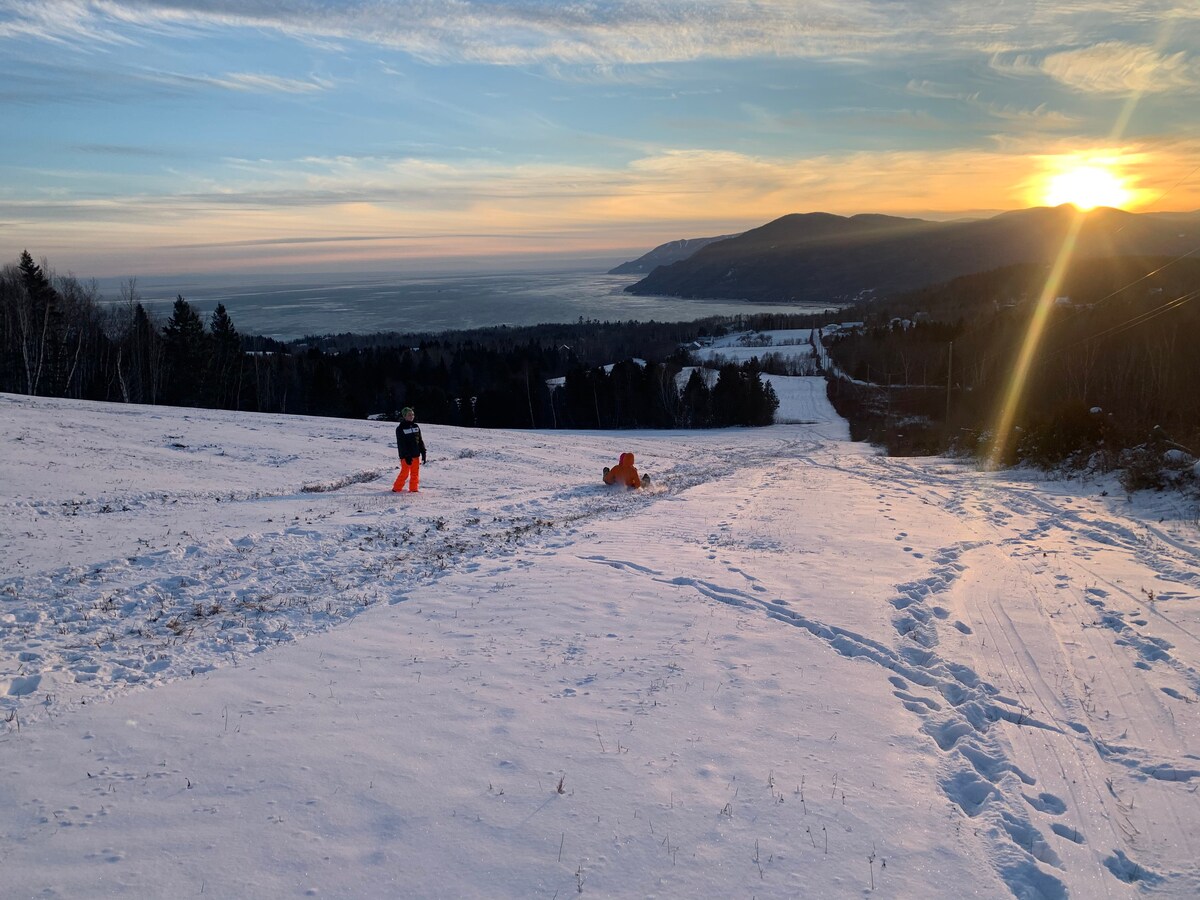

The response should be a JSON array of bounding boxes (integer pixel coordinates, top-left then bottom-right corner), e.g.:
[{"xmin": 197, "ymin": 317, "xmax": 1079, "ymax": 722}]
[
  {"xmin": 0, "ymin": 251, "xmax": 788, "ymax": 430},
  {"xmin": 7, "ymin": 245, "xmax": 1195, "ymax": 480},
  {"xmin": 822, "ymin": 254, "xmax": 1200, "ymax": 484}
]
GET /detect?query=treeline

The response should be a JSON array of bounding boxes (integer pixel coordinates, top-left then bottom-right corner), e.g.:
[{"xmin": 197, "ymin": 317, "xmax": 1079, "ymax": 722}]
[
  {"xmin": 0, "ymin": 251, "xmax": 788, "ymax": 429},
  {"xmin": 0, "ymin": 252, "xmax": 247, "ymax": 409},
  {"xmin": 823, "ymin": 255, "xmax": 1200, "ymax": 470}
]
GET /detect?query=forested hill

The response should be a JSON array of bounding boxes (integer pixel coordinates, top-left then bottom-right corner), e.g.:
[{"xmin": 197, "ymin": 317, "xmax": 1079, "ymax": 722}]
[
  {"xmin": 607, "ymin": 234, "xmax": 739, "ymax": 274},
  {"xmin": 626, "ymin": 206, "xmax": 1200, "ymax": 303},
  {"xmin": 822, "ymin": 254, "xmax": 1200, "ymax": 468}
]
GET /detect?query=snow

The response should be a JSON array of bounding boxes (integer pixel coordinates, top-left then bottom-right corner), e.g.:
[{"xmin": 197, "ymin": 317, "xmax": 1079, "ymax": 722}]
[
  {"xmin": 3, "ymin": 387, "xmax": 1200, "ymax": 898},
  {"xmin": 692, "ymin": 329, "xmax": 816, "ymax": 366}
]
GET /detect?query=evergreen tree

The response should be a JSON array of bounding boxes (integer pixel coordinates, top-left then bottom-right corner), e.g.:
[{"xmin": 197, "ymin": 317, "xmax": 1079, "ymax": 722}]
[
  {"xmin": 681, "ymin": 368, "xmax": 713, "ymax": 427},
  {"xmin": 710, "ymin": 364, "xmax": 745, "ymax": 426},
  {"xmin": 162, "ymin": 295, "xmax": 209, "ymax": 406},
  {"xmin": 15, "ymin": 250, "xmax": 63, "ymax": 395},
  {"xmin": 207, "ymin": 303, "xmax": 242, "ymax": 408}
]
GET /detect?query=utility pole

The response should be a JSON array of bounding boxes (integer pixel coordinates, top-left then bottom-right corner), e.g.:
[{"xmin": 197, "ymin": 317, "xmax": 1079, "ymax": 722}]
[{"xmin": 945, "ymin": 341, "xmax": 953, "ymax": 421}]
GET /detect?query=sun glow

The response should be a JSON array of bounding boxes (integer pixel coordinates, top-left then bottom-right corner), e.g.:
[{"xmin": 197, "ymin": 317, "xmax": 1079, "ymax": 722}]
[{"xmin": 1042, "ymin": 164, "xmax": 1131, "ymax": 210}]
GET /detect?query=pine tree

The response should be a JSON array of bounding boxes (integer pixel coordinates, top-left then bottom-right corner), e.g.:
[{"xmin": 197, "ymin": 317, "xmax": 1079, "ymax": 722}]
[
  {"xmin": 15, "ymin": 250, "xmax": 62, "ymax": 395},
  {"xmin": 207, "ymin": 303, "xmax": 242, "ymax": 408},
  {"xmin": 711, "ymin": 363, "xmax": 744, "ymax": 426},
  {"xmin": 162, "ymin": 295, "xmax": 209, "ymax": 406},
  {"xmin": 681, "ymin": 368, "xmax": 713, "ymax": 427}
]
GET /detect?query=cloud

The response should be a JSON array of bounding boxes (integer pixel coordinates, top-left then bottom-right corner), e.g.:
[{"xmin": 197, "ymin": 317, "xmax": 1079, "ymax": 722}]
[
  {"xmin": 210, "ymin": 72, "xmax": 333, "ymax": 94},
  {"xmin": 73, "ymin": 143, "xmax": 188, "ymax": 157},
  {"xmin": 0, "ymin": 0, "xmax": 1085, "ymax": 67},
  {"xmin": 993, "ymin": 41, "xmax": 1200, "ymax": 94},
  {"xmin": 1042, "ymin": 41, "xmax": 1198, "ymax": 93},
  {"xmin": 9, "ymin": 135, "xmax": 1200, "ymax": 275},
  {"xmin": 905, "ymin": 79, "xmax": 1080, "ymax": 129},
  {"xmin": 5, "ymin": 1, "xmax": 1195, "ymax": 103},
  {"xmin": 12, "ymin": 137, "xmax": 1197, "ymax": 230}
]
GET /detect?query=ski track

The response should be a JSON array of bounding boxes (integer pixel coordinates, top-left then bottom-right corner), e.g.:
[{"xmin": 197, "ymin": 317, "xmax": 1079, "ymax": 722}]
[
  {"xmin": 4, "ymin": 424, "xmax": 1199, "ymax": 897},
  {"xmin": 859, "ymin": 456, "xmax": 1200, "ymax": 895}
]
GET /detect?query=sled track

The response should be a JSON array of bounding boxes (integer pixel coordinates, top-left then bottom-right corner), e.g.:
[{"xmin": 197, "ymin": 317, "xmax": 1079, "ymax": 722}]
[{"xmin": 0, "ymin": 445, "xmax": 757, "ymax": 729}]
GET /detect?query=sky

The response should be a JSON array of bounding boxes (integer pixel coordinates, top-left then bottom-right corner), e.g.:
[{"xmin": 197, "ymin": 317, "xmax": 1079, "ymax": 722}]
[
  {"xmin": 2, "ymin": 0, "xmax": 1199, "ymax": 278},
  {"xmin": 4, "ymin": 332, "xmax": 1200, "ymax": 895}
]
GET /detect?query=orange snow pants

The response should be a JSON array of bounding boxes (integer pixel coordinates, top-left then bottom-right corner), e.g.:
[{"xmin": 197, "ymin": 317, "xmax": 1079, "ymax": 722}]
[{"xmin": 392, "ymin": 457, "xmax": 421, "ymax": 492}]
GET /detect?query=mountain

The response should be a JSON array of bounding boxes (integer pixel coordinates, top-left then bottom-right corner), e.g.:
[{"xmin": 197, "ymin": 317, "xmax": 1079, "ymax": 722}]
[
  {"xmin": 608, "ymin": 233, "xmax": 740, "ymax": 274},
  {"xmin": 626, "ymin": 206, "xmax": 1200, "ymax": 302}
]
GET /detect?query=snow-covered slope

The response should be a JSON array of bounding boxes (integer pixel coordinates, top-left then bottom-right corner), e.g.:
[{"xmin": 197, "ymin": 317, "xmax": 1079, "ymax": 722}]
[{"xmin": 2, "ymin": 390, "xmax": 1198, "ymax": 898}]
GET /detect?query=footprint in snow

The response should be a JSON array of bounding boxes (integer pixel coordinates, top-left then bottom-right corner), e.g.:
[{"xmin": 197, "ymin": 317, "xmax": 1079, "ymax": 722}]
[
  {"xmin": 1051, "ymin": 823, "xmax": 1085, "ymax": 844},
  {"xmin": 1023, "ymin": 791, "xmax": 1067, "ymax": 814}
]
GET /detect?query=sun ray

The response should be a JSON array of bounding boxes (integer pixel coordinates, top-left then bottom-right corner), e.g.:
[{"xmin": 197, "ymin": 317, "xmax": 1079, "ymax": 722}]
[{"xmin": 986, "ymin": 209, "xmax": 1087, "ymax": 469}]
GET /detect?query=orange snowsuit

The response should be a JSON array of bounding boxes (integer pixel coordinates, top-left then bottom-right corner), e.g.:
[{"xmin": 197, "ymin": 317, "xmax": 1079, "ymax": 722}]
[{"xmin": 603, "ymin": 452, "xmax": 642, "ymax": 489}]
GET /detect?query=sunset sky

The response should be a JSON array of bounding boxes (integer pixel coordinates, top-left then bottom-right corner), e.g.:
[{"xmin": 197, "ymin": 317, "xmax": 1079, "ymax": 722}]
[{"xmin": 2, "ymin": 0, "xmax": 1198, "ymax": 277}]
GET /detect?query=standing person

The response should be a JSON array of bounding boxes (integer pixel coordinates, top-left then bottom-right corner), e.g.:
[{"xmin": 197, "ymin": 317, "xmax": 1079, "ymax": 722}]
[{"xmin": 392, "ymin": 407, "xmax": 427, "ymax": 493}]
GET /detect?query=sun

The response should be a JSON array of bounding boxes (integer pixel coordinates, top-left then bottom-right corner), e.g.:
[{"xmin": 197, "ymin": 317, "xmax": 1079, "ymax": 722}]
[{"xmin": 1042, "ymin": 164, "xmax": 1131, "ymax": 210}]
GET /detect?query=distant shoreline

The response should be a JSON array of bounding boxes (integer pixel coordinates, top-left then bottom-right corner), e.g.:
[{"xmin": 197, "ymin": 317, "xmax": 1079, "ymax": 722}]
[{"xmin": 94, "ymin": 268, "xmax": 842, "ymax": 340}]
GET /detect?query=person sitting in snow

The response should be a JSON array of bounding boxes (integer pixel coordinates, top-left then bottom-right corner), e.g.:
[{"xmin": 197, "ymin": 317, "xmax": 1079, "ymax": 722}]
[
  {"xmin": 602, "ymin": 452, "xmax": 646, "ymax": 488},
  {"xmin": 392, "ymin": 406, "xmax": 427, "ymax": 493}
]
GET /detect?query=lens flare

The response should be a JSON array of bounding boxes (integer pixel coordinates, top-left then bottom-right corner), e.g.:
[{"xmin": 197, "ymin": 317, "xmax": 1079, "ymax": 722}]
[{"xmin": 986, "ymin": 209, "xmax": 1087, "ymax": 469}]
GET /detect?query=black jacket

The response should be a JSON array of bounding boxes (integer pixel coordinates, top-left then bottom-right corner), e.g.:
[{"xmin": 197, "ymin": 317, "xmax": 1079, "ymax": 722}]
[{"xmin": 396, "ymin": 420, "xmax": 427, "ymax": 463}]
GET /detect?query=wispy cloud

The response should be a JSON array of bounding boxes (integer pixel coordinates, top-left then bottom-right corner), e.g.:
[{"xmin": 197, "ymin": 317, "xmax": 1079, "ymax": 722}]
[
  {"xmin": 1041, "ymin": 41, "xmax": 1198, "ymax": 93},
  {"xmin": 8, "ymin": 133, "xmax": 1200, "ymax": 275},
  {"xmin": 905, "ymin": 79, "xmax": 1081, "ymax": 130},
  {"xmin": 0, "ymin": 0, "xmax": 1133, "ymax": 66},
  {"xmin": 73, "ymin": 143, "xmax": 188, "ymax": 158},
  {"xmin": 0, "ymin": 2, "xmax": 136, "ymax": 46},
  {"xmin": 992, "ymin": 41, "xmax": 1200, "ymax": 94},
  {"xmin": 210, "ymin": 72, "xmax": 332, "ymax": 94},
  {"xmin": 4, "ymin": 2, "xmax": 1196, "ymax": 69},
  {"xmin": 5, "ymin": 1, "xmax": 1199, "ymax": 276},
  {"xmin": 11, "ymin": 137, "xmax": 1196, "ymax": 231}
]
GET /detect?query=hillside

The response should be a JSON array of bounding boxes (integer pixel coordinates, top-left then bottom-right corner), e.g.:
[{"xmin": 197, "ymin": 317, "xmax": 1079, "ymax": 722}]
[
  {"xmin": 608, "ymin": 233, "xmax": 740, "ymax": 274},
  {"xmin": 3, "ymin": 392, "xmax": 1200, "ymax": 897},
  {"xmin": 627, "ymin": 206, "xmax": 1200, "ymax": 303},
  {"xmin": 819, "ymin": 254, "xmax": 1200, "ymax": 461}
]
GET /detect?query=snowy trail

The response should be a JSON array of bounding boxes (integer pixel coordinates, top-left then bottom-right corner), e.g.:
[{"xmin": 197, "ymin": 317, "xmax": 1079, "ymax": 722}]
[
  {"xmin": 847, "ymin": 455, "xmax": 1200, "ymax": 894},
  {"xmin": 575, "ymin": 445, "xmax": 1200, "ymax": 896},
  {"xmin": 581, "ymin": 454, "xmax": 1082, "ymax": 897}
]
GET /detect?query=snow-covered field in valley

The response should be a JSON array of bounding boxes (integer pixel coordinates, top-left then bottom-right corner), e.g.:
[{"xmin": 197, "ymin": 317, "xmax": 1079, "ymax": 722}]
[{"xmin": 3, "ymin": 383, "xmax": 1199, "ymax": 898}]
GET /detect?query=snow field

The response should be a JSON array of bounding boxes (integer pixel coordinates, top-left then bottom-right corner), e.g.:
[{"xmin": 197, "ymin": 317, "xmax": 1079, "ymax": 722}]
[{"xmin": 3, "ymin": 387, "xmax": 1200, "ymax": 898}]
